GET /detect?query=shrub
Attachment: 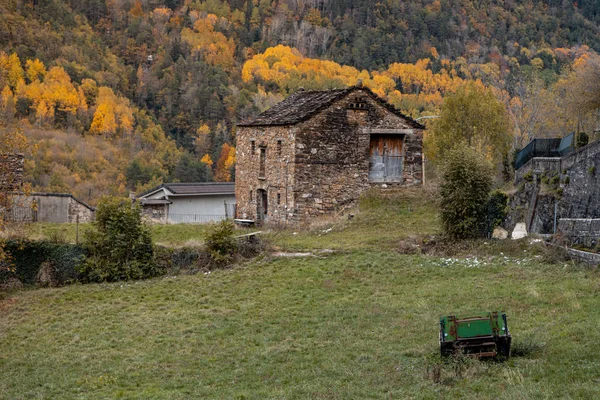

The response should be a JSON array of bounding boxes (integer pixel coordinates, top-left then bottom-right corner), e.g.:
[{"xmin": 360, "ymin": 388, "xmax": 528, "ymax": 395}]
[
  {"xmin": 1, "ymin": 240, "xmax": 85, "ymax": 285},
  {"xmin": 439, "ymin": 146, "xmax": 494, "ymax": 239},
  {"xmin": 79, "ymin": 196, "xmax": 158, "ymax": 282},
  {"xmin": 204, "ymin": 219, "xmax": 238, "ymax": 267},
  {"xmin": 511, "ymin": 333, "xmax": 545, "ymax": 357},
  {"xmin": 484, "ymin": 190, "xmax": 508, "ymax": 236},
  {"xmin": 577, "ymin": 131, "xmax": 589, "ymax": 148},
  {"xmin": 153, "ymin": 245, "xmax": 211, "ymax": 274}
]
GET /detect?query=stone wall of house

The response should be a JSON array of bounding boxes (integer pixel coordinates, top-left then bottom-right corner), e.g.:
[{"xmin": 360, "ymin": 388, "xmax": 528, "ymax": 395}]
[
  {"xmin": 0, "ymin": 153, "xmax": 24, "ymax": 191},
  {"xmin": 235, "ymin": 125, "xmax": 297, "ymax": 224},
  {"xmin": 235, "ymin": 89, "xmax": 423, "ymax": 225},
  {"xmin": 292, "ymin": 91, "xmax": 423, "ymax": 222},
  {"xmin": 141, "ymin": 205, "xmax": 168, "ymax": 224},
  {"xmin": 68, "ymin": 199, "xmax": 95, "ymax": 223}
]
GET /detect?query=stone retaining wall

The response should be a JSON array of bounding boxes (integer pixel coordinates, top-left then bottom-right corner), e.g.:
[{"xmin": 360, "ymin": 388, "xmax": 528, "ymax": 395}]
[{"xmin": 558, "ymin": 218, "xmax": 600, "ymax": 249}]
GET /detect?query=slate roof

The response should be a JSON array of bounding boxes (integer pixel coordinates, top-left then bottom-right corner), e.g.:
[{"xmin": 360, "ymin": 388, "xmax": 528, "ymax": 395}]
[
  {"xmin": 138, "ymin": 182, "xmax": 235, "ymax": 198},
  {"xmin": 237, "ymin": 86, "xmax": 425, "ymax": 129}
]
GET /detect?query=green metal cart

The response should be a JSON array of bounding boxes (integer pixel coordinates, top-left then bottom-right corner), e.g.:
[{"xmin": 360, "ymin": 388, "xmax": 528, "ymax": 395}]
[{"xmin": 440, "ymin": 311, "xmax": 511, "ymax": 358}]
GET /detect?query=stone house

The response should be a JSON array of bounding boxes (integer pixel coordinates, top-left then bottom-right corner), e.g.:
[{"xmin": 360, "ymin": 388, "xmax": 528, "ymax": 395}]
[
  {"xmin": 137, "ymin": 182, "xmax": 236, "ymax": 223},
  {"xmin": 235, "ymin": 84, "xmax": 424, "ymax": 225}
]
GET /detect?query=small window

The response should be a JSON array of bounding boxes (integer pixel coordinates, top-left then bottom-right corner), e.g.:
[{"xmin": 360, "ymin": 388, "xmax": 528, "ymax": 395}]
[
  {"xmin": 277, "ymin": 193, "xmax": 281, "ymax": 205},
  {"xmin": 277, "ymin": 140, "xmax": 282, "ymax": 156},
  {"xmin": 249, "ymin": 190, "xmax": 253, "ymax": 201},
  {"xmin": 259, "ymin": 147, "xmax": 266, "ymax": 178},
  {"xmin": 348, "ymin": 101, "xmax": 368, "ymax": 110},
  {"xmin": 251, "ymin": 140, "xmax": 256, "ymax": 155}
]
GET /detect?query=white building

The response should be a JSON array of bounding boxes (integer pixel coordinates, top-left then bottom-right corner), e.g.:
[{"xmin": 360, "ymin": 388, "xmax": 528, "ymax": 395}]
[{"xmin": 137, "ymin": 183, "xmax": 235, "ymax": 224}]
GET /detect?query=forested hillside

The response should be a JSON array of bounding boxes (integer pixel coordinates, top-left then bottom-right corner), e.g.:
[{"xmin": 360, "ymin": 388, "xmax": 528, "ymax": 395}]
[{"xmin": 1, "ymin": 0, "xmax": 600, "ymax": 202}]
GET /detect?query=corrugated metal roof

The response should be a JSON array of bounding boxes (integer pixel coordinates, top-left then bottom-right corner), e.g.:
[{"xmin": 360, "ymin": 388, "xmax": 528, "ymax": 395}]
[{"xmin": 237, "ymin": 86, "xmax": 424, "ymax": 129}]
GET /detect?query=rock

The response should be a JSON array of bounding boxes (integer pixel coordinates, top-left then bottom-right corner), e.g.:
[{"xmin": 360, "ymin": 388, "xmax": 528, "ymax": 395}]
[
  {"xmin": 511, "ymin": 223, "xmax": 528, "ymax": 240},
  {"xmin": 0, "ymin": 276, "xmax": 23, "ymax": 290},
  {"xmin": 35, "ymin": 262, "xmax": 57, "ymax": 287},
  {"xmin": 492, "ymin": 227, "xmax": 508, "ymax": 239}
]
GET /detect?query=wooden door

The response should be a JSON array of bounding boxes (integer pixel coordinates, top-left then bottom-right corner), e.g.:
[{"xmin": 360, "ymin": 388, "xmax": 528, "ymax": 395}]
[{"xmin": 368, "ymin": 135, "xmax": 404, "ymax": 182}]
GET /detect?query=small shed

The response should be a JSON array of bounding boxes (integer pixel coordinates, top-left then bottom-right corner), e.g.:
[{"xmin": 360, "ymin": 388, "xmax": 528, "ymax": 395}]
[
  {"xmin": 137, "ymin": 182, "xmax": 236, "ymax": 223},
  {"xmin": 8, "ymin": 193, "xmax": 95, "ymax": 223}
]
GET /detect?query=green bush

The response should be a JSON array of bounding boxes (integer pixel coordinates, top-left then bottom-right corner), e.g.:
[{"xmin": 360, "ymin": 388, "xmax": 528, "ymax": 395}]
[
  {"xmin": 204, "ymin": 219, "xmax": 238, "ymax": 267},
  {"xmin": 484, "ymin": 190, "xmax": 509, "ymax": 236},
  {"xmin": 153, "ymin": 245, "xmax": 210, "ymax": 274},
  {"xmin": 79, "ymin": 196, "xmax": 158, "ymax": 282},
  {"xmin": 1, "ymin": 240, "xmax": 85, "ymax": 285},
  {"xmin": 440, "ymin": 146, "xmax": 494, "ymax": 239},
  {"xmin": 577, "ymin": 131, "xmax": 589, "ymax": 148}
]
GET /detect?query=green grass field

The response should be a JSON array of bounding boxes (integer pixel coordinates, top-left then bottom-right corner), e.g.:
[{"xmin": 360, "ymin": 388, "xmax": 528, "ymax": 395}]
[{"xmin": 2, "ymin": 191, "xmax": 600, "ymax": 399}]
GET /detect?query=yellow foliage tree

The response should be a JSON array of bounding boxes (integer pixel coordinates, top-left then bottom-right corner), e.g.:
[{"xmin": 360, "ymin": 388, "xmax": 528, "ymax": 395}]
[
  {"xmin": 215, "ymin": 143, "xmax": 236, "ymax": 182},
  {"xmin": 0, "ymin": 52, "xmax": 25, "ymax": 90},
  {"xmin": 194, "ymin": 123, "xmax": 211, "ymax": 155},
  {"xmin": 201, "ymin": 154, "xmax": 213, "ymax": 167},
  {"xmin": 25, "ymin": 59, "xmax": 46, "ymax": 83},
  {"xmin": 181, "ymin": 14, "xmax": 236, "ymax": 69},
  {"xmin": 90, "ymin": 87, "xmax": 134, "ymax": 136}
]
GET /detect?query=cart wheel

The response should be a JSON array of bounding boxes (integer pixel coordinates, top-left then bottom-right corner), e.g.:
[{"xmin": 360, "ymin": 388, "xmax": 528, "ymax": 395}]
[{"xmin": 496, "ymin": 337, "xmax": 511, "ymax": 360}]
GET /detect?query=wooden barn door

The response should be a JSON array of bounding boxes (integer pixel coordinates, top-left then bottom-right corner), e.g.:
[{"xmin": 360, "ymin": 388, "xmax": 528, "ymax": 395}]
[{"xmin": 368, "ymin": 135, "xmax": 404, "ymax": 183}]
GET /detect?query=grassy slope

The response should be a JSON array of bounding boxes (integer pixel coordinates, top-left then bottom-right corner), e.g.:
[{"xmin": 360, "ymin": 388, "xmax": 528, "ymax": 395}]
[{"xmin": 2, "ymin": 192, "xmax": 600, "ymax": 399}]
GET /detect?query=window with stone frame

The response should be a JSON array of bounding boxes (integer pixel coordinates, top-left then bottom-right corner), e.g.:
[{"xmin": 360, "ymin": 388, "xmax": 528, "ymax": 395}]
[
  {"xmin": 251, "ymin": 140, "xmax": 256, "ymax": 155},
  {"xmin": 277, "ymin": 140, "xmax": 282, "ymax": 156}
]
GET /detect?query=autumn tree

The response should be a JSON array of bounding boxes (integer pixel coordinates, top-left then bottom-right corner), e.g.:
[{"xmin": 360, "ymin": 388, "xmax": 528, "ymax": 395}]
[
  {"xmin": 215, "ymin": 143, "xmax": 236, "ymax": 182},
  {"xmin": 427, "ymin": 82, "xmax": 511, "ymax": 166},
  {"xmin": 90, "ymin": 87, "xmax": 134, "ymax": 136},
  {"xmin": 439, "ymin": 146, "xmax": 494, "ymax": 239}
]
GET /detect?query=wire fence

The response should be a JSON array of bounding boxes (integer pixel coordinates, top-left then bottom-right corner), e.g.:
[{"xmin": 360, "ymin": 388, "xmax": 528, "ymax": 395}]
[
  {"xmin": 167, "ymin": 214, "xmax": 231, "ymax": 224},
  {"xmin": 2, "ymin": 206, "xmax": 37, "ymax": 223}
]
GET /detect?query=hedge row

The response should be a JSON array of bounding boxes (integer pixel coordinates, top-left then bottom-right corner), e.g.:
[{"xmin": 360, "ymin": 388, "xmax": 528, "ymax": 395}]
[
  {"xmin": 2, "ymin": 240, "xmax": 85, "ymax": 285},
  {"xmin": 1, "ymin": 238, "xmax": 263, "ymax": 288}
]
